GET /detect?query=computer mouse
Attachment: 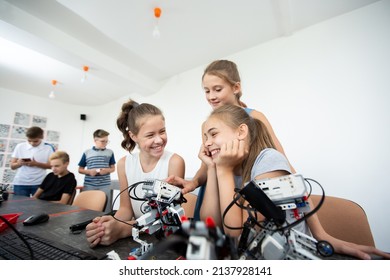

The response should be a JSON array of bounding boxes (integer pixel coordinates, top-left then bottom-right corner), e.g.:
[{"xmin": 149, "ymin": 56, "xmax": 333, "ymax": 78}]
[{"xmin": 23, "ymin": 213, "xmax": 50, "ymax": 226}]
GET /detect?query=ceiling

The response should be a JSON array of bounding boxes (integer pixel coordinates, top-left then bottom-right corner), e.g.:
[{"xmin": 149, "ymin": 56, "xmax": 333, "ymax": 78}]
[{"xmin": 0, "ymin": 0, "xmax": 380, "ymax": 106}]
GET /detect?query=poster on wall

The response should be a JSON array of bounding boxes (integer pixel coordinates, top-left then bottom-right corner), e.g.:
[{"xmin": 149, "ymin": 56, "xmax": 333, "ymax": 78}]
[
  {"xmin": 11, "ymin": 125, "xmax": 28, "ymax": 139},
  {"xmin": 3, "ymin": 154, "xmax": 12, "ymax": 168},
  {"xmin": 46, "ymin": 130, "xmax": 60, "ymax": 142},
  {"xmin": 0, "ymin": 124, "xmax": 10, "ymax": 138},
  {"xmin": 0, "ymin": 139, "xmax": 7, "ymax": 152},
  {"xmin": 2, "ymin": 169, "xmax": 16, "ymax": 184},
  {"xmin": 32, "ymin": 115, "xmax": 47, "ymax": 128},
  {"xmin": 13, "ymin": 112, "xmax": 31, "ymax": 126}
]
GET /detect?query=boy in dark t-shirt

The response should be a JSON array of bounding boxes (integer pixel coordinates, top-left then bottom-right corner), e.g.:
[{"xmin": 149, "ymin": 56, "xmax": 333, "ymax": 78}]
[{"xmin": 33, "ymin": 151, "xmax": 77, "ymax": 204}]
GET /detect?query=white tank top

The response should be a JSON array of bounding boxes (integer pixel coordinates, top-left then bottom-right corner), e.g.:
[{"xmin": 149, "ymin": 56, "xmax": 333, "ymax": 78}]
[{"xmin": 125, "ymin": 151, "xmax": 173, "ymax": 218}]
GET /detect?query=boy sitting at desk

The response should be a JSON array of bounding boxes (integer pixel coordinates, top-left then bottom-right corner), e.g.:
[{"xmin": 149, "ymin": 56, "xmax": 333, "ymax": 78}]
[{"xmin": 33, "ymin": 151, "xmax": 77, "ymax": 204}]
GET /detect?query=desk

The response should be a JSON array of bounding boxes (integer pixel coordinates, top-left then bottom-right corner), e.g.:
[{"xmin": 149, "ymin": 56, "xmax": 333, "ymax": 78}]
[
  {"xmin": 1, "ymin": 195, "xmax": 357, "ymax": 260},
  {"xmin": 0, "ymin": 195, "xmax": 178, "ymax": 260}
]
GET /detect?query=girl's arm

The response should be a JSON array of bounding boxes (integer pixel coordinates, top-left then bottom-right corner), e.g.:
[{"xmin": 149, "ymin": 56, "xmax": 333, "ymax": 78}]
[
  {"xmin": 212, "ymin": 140, "xmax": 248, "ymax": 237},
  {"xmin": 305, "ymin": 198, "xmax": 390, "ymax": 260},
  {"xmin": 114, "ymin": 157, "xmax": 135, "ymax": 221},
  {"xmin": 168, "ymin": 153, "xmax": 185, "ymax": 178},
  {"xmin": 215, "ymin": 167, "xmax": 243, "ymax": 237},
  {"xmin": 85, "ymin": 156, "xmax": 135, "ymax": 247},
  {"xmin": 199, "ymin": 165, "xmax": 221, "ymax": 227}
]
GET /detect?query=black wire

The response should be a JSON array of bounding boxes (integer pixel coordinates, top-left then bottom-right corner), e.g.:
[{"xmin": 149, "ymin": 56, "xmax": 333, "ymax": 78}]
[
  {"xmin": 223, "ymin": 176, "xmax": 326, "ymax": 233},
  {"xmin": 262, "ymin": 177, "xmax": 325, "ymax": 232},
  {"xmin": 128, "ymin": 181, "xmax": 151, "ymax": 201},
  {"xmin": 111, "ymin": 181, "xmax": 149, "ymax": 226},
  {"xmin": 111, "ymin": 180, "xmax": 184, "ymax": 228},
  {"xmin": 140, "ymin": 200, "xmax": 148, "ymax": 214},
  {"xmin": 222, "ymin": 193, "xmax": 245, "ymax": 230},
  {"xmin": 0, "ymin": 215, "xmax": 35, "ymax": 259},
  {"xmin": 305, "ymin": 179, "xmax": 313, "ymax": 197}
]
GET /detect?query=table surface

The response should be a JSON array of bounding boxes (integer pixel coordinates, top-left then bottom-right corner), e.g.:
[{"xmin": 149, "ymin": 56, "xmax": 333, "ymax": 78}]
[
  {"xmin": 0, "ymin": 194, "xmax": 180, "ymax": 260},
  {"xmin": 1, "ymin": 194, "xmax": 358, "ymax": 260}
]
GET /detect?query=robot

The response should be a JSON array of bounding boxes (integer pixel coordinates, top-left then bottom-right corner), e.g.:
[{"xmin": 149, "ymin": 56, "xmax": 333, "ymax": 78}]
[
  {"xmin": 172, "ymin": 174, "xmax": 333, "ymax": 260},
  {"xmin": 127, "ymin": 180, "xmax": 185, "ymax": 259},
  {"xmin": 126, "ymin": 175, "xmax": 334, "ymax": 260},
  {"xmin": 236, "ymin": 174, "xmax": 334, "ymax": 260},
  {"xmin": 180, "ymin": 216, "xmax": 231, "ymax": 260}
]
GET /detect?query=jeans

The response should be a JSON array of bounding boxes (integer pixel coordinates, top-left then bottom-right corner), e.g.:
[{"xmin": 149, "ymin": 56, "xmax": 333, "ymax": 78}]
[{"xmin": 13, "ymin": 185, "xmax": 40, "ymax": 197}]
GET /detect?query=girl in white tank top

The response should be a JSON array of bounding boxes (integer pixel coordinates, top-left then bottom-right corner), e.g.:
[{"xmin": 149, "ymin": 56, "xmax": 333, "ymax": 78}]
[{"xmin": 84, "ymin": 100, "xmax": 184, "ymax": 247}]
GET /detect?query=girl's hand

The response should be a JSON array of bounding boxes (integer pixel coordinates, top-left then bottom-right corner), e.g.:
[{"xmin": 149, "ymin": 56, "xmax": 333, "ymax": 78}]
[
  {"xmin": 215, "ymin": 139, "xmax": 247, "ymax": 170},
  {"xmin": 328, "ymin": 235, "xmax": 390, "ymax": 260},
  {"xmin": 85, "ymin": 216, "xmax": 105, "ymax": 248},
  {"xmin": 198, "ymin": 144, "xmax": 214, "ymax": 168},
  {"xmin": 165, "ymin": 175, "xmax": 197, "ymax": 194}
]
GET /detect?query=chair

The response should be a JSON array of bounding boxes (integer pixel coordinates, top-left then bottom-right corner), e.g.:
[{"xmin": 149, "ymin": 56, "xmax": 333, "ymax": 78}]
[
  {"xmin": 67, "ymin": 186, "xmax": 84, "ymax": 205},
  {"xmin": 72, "ymin": 190, "xmax": 107, "ymax": 212},
  {"xmin": 310, "ymin": 195, "xmax": 375, "ymax": 247},
  {"xmin": 182, "ymin": 193, "xmax": 198, "ymax": 218},
  {"xmin": 67, "ymin": 189, "xmax": 77, "ymax": 205}
]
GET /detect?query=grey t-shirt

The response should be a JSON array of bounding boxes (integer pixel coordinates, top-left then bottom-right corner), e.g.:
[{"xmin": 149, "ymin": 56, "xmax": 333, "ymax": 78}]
[
  {"xmin": 251, "ymin": 148, "xmax": 291, "ymax": 179},
  {"xmin": 234, "ymin": 148, "xmax": 291, "ymax": 187}
]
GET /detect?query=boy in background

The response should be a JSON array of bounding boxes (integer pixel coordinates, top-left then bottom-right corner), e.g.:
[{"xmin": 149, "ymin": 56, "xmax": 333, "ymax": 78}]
[
  {"xmin": 33, "ymin": 151, "xmax": 77, "ymax": 204},
  {"xmin": 78, "ymin": 129, "xmax": 116, "ymax": 200},
  {"xmin": 11, "ymin": 126, "xmax": 55, "ymax": 197}
]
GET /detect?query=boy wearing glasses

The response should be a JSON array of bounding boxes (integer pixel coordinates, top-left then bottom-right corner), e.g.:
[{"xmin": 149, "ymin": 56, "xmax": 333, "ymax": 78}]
[{"xmin": 78, "ymin": 129, "xmax": 116, "ymax": 200}]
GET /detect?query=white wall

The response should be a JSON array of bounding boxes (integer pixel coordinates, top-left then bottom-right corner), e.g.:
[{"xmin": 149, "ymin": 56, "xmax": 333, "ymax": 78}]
[
  {"xmin": 1, "ymin": 1, "xmax": 389, "ymax": 251},
  {"xmin": 139, "ymin": 1, "xmax": 390, "ymax": 251}
]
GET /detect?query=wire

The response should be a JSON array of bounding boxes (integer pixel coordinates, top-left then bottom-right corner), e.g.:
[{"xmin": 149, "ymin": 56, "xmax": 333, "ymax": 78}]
[
  {"xmin": 222, "ymin": 193, "xmax": 245, "ymax": 231},
  {"xmin": 110, "ymin": 180, "xmax": 184, "ymax": 228},
  {"xmin": 110, "ymin": 181, "xmax": 149, "ymax": 227},
  {"xmin": 266, "ymin": 177, "xmax": 325, "ymax": 232},
  {"xmin": 0, "ymin": 215, "xmax": 35, "ymax": 259},
  {"xmin": 222, "ymin": 176, "xmax": 326, "ymax": 233},
  {"xmin": 128, "ymin": 181, "xmax": 151, "ymax": 201},
  {"xmin": 268, "ymin": 177, "xmax": 325, "ymax": 233}
]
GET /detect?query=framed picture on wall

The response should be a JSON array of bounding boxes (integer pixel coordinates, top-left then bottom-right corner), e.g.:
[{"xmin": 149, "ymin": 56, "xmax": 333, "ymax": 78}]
[
  {"xmin": 10, "ymin": 126, "xmax": 27, "ymax": 139},
  {"xmin": 13, "ymin": 112, "xmax": 31, "ymax": 126},
  {"xmin": 32, "ymin": 115, "xmax": 47, "ymax": 128},
  {"xmin": 0, "ymin": 124, "xmax": 10, "ymax": 138},
  {"xmin": 46, "ymin": 130, "xmax": 60, "ymax": 142}
]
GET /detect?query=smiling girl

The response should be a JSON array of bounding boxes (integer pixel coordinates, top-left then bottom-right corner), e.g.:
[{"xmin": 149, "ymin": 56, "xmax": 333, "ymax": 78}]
[
  {"xmin": 199, "ymin": 104, "xmax": 390, "ymax": 260},
  {"xmin": 168, "ymin": 60, "xmax": 294, "ymax": 196},
  {"xmin": 85, "ymin": 100, "xmax": 185, "ymax": 247}
]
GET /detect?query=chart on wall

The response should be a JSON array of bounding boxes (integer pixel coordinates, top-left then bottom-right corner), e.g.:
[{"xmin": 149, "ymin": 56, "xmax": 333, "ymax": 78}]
[{"xmin": 0, "ymin": 112, "xmax": 60, "ymax": 186}]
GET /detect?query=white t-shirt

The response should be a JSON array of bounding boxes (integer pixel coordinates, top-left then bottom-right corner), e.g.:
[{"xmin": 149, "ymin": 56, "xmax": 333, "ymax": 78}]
[
  {"xmin": 125, "ymin": 151, "xmax": 173, "ymax": 218},
  {"xmin": 12, "ymin": 141, "xmax": 54, "ymax": 185}
]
